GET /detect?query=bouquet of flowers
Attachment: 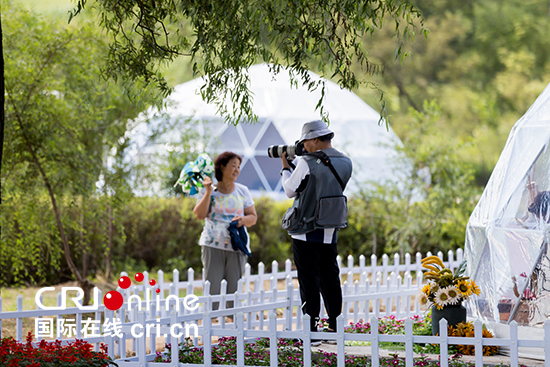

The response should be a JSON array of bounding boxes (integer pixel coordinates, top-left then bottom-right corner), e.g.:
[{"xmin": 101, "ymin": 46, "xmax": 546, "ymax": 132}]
[
  {"xmin": 417, "ymin": 256, "xmax": 480, "ymax": 310},
  {"xmin": 174, "ymin": 153, "xmax": 214, "ymax": 196}
]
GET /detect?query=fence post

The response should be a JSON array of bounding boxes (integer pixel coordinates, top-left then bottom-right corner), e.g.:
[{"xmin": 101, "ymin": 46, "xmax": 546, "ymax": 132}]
[
  {"xmin": 149, "ymin": 301, "xmax": 156, "ymax": 356},
  {"xmin": 36, "ymin": 295, "xmax": 43, "ymax": 342},
  {"xmin": 258, "ymin": 261, "xmax": 265, "ymax": 289},
  {"xmin": 370, "ymin": 254, "xmax": 377, "ymax": 283},
  {"xmin": 170, "ymin": 310, "xmax": 178, "ymax": 367},
  {"xmin": 415, "ymin": 252, "xmax": 423, "ymax": 275},
  {"xmin": 269, "ymin": 312, "xmax": 277, "ymax": 367},
  {"xmin": 405, "ymin": 318, "xmax": 413, "ymax": 367},
  {"xmin": 456, "ymin": 248, "xmax": 464, "ymax": 263},
  {"xmin": 244, "ymin": 263, "xmax": 251, "ymax": 293},
  {"xmin": 204, "ymin": 311, "xmax": 212, "ymax": 367},
  {"xmin": 302, "ymin": 314, "xmax": 312, "ymax": 367},
  {"xmin": 342, "ymin": 281, "xmax": 349, "ymax": 324},
  {"xmin": 56, "ymin": 293, "xmax": 63, "ymax": 338},
  {"xmin": 285, "ymin": 259, "xmax": 292, "ymax": 280},
  {"xmin": 474, "ymin": 319, "xmax": 483, "ymax": 366},
  {"xmin": 220, "ymin": 280, "xmax": 227, "ymax": 328},
  {"xmin": 16, "ymin": 295, "xmax": 22, "ymax": 341},
  {"xmin": 447, "ymin": 250, "xmax": 455, "ymax": 273},
  {"xmin": 187, "ymin": 268, "xmax": 195, "ymax": 299},
  {"xmin": 285, "ymin": 282, "xmax": 294, "ymax": 331},
  {"xmin": 405, "ymin": 274, "xmax": 413, "ymax": 316},
  {"xmin": 236, "ymin": 313, "xmax": 245, "ymax": 367},
  {"xmin": 371, "ymin": 317, "xmax": 380, "ymax": 367},
  {"xmin": 272, "ymin": 260, "xmax": 279, "ymax": 282},
  {"xmin": 347, "ymin": 254, "xmax": 354, "ymax": 273},
  {"xmin": 158, "ymin": 270, "xmax": 165, "ymax": 301},
  {"xmin": 510, "ymin": 321, "xmax": 519, "ymax": 366},
  {"xmin": 259, "ymin": 289, "xmax": 266, "ymax": 330},
  {"xmin": 359, "ymin": 254, "xmax": 365, "ymax": 274},
  {"xmin": 393, "ymin": 253, "xmax": 400, "ymax": 276},
  {"xmin": 544, "ymin": 320, "xmax": 550, "ymax": 367},
  {"xmin": 354, "ymin": 280, "xmax": 360, "ymax": 323},
  {"xmin": 395, "ymin": 275, "xmax": 402, "ymax": 318},
  {"xmin": 382, "ymin": 254, "xmax": 389, "ymax": 286},
  {"xmin": 337, "ymin": 314, "xmax": 345, "ymax": 367},
  {"xmin": 137, "ymin": 311, "xmax": 147, "ymax": 364},
  {"xmin": 118, "ymin": 305, "xmax": 126, "ymax": 358},
  {"xmin": 439, "ymin": 318, "xmax": 448, "ymax": 367},
  {"xmin": 105, "ymin": 308, "xmax": 115, "ymax": 360},
  {"xmin": 405, "ymin": 253, "xmax": 411, "ymax": 273},
  {"xmin": 173, "ymin": 269, "xmax": 180, "ymax": 295}
]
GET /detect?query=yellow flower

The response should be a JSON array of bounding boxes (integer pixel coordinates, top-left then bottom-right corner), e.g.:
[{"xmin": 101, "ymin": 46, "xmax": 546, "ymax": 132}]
[
  {"xmin": 470, "ymin": 279, "xmax": 481, "ymax": 296},
  {"xmin": 456, "ymin": 279, "xmax": 472, "ymax": 297},
  {"xmin": 422, "ymin": 283, "xmax": 431, "ymax": 295}
]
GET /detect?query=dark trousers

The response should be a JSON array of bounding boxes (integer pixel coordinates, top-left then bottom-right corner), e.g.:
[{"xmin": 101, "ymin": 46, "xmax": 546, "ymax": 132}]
[{"xmin": 292, "ymin": 238, "xmax": 342, "ymax": 332}]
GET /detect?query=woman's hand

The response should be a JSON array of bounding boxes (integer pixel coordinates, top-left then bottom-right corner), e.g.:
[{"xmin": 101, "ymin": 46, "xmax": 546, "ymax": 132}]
[
  {"xmin": 232, "ymin": 205, "xmax": 257, "ymax": 227},
  {"xmin": 203, "ymin": 176, "xmax": 213, "ymax": 193},
  {"xmin": 231, "ymin": 215, "xmax": 244, "ymax": 227}
]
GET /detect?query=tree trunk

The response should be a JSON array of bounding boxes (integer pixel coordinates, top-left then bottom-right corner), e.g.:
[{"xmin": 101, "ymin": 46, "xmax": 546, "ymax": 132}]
[
  {"xmin": 81, "ymin": 200, "xmax": 88, "ymax": 279},
  {"xmin": 0, "ymin": 10, "xmax": 5, "ymax": 340},
  {"xmin": 106, "ymin": 204, "xmax": 113, "ymax": 280},
  {"xmin": 11, "ymin": 107, "xmax": 94, "ymax": 304}
]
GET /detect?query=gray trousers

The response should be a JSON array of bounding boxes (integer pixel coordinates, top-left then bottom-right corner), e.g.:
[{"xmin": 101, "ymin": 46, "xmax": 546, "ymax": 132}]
[{"xmin": 201, "ymin": 246, "xmax": 247, "ymax": 310}]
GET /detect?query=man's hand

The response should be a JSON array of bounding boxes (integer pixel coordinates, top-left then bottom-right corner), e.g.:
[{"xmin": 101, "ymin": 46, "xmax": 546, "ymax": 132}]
[{"xmin": 280, "ymin": 152, "xmax": 292, "ymax": 169}]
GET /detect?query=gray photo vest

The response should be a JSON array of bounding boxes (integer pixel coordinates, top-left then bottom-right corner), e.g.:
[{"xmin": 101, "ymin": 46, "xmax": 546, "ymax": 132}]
[{"xmin": 282, "ymin": 148, "xmax": 353, "ymax": 235}]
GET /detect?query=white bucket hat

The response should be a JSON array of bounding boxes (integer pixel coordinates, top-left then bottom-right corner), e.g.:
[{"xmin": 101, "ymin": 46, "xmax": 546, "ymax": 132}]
[{"xmin": 298, "ymin": 120, "xmax": 334, "ymax": 143}]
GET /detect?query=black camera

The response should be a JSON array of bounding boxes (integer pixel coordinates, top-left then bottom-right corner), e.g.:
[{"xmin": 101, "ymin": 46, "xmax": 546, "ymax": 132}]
[{"xmin": 267, "ymin": 141, "xmax": 305, "ymax": 159}]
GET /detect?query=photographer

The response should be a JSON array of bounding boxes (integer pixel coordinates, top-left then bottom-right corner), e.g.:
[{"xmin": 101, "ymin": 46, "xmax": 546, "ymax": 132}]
[{"xmin": 280, "ymin": 120, "xmax": 352, "ymax": 334}]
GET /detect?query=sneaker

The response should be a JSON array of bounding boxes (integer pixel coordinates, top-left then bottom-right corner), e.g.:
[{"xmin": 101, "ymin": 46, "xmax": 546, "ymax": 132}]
[
  {"xmin": 311, "ymin": 339, "xmax": 322, "ymax": 347},
  {"xmin": 291, "ymin": 338, "xmax": 322, "ymax": 346}
]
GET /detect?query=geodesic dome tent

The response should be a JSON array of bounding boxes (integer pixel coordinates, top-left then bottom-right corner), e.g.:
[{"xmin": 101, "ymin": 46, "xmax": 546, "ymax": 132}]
[
  {"xmin": 128, "ymin": 63, "xmax": 404, "ymax": 198},
  {"xmin": 465, "ymin": 83, "xmax": 550, "ymax": 327}
]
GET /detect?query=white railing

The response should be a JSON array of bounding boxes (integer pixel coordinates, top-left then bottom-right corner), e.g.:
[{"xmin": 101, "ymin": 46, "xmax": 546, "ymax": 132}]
[
  {"xmin": 2, "ymin": 250, "xmax": 459, "ymax": 343},
  {"xmin": 114, "ymin": 312, "xmax": 550, "ymax": 367},
  {"xmin": 9, "ymin": 249, "xmax": 546, "ymax": 367}
]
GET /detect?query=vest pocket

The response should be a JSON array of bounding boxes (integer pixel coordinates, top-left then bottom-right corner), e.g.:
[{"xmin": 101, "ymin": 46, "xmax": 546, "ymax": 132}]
[
  {"xmin": 282, "ymin": 206, "xmax": 301, "ymax": 231},
  {"xmin": 316, "ymin": 196, "xmax": 348, "ymax": 228}
]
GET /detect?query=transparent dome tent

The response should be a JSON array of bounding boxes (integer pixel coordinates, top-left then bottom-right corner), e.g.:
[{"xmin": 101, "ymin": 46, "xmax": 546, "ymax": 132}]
[
  {"xmin": 465, "ymin": 83, "xmax": 550, "ymax": 328},
  {"xmin": 126, "ymin": 64, "xmax": 405, "ymax": 198}
]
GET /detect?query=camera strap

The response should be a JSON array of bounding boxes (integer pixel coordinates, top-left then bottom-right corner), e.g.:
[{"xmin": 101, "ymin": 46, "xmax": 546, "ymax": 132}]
[{"xmin": 308, "ymin": 151, "xmax": 346, "ymax": 191}]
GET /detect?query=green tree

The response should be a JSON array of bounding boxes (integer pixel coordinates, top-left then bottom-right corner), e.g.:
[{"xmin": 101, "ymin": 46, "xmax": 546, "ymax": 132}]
[
  {"xmin": 342, "ymin": 100, "xmax": 481, "ymax": 257},
  {"xmin": 71, "ymin": 0, "xmax": 426, "ymax": 123},
  {"xmin": 1, "ymin": 2, "xmax": 160, "ymax": 301},
  {"xmin": 356, "ymin": 0, "xmax": 550, "ymax": 185}
]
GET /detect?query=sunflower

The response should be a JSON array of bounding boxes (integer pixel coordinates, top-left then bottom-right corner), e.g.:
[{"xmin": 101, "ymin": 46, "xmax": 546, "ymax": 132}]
[
  {"xmin": 456, "ymin": 279, "xmax": 472, "ymax": 297},
  {"xmin": 470, "ymin": 279, "xmax": 481, "ymax": 296},
  {"xmin": 445, "ymin": 285, "xmax": 461, "ymax": 305},
  {"xmin": 422, "ymin": 283, "xmax": 431, "ymax": 295},
  {"xmin": 434, "ymin": 287, "xmax": 450, "ymax": 309},
  {"xmin": 417, "ymin": 290, "xmax": 430, "ymax": 310}
]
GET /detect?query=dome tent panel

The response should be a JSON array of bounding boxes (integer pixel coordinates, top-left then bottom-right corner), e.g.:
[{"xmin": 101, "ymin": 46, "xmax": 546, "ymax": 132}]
[
  {"xmin": 465, "ymin": 83, "xmax": 550, "ymax": 328},
  {"xmin": 126, "ymin": 63, "xmax": 404, "ymax": 198}
]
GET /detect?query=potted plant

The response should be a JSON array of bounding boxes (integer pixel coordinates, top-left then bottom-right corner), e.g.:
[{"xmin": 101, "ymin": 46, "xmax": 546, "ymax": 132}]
[{"xmin": 416, "ymin": 256, "xmax": 480, "ymax": 335}]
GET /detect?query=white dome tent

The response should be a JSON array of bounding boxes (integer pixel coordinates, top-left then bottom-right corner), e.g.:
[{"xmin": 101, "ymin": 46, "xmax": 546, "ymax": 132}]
[
  {"xmin": 128, "ymin": 64, "xmax": 404, "ymax": 198},
  {"xmin": 465, "ymin": 83, "xmax": 550, "ymax": 331}
]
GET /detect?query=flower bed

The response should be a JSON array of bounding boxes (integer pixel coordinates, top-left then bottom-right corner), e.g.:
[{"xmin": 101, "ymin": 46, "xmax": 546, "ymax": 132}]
[
  {"xmin": 153, "ymin": 314, "xmax": 501, "ymax": 366},
  {"xmin": 0, "ymin": 332, "xmax": 116, "ymax": 367}
]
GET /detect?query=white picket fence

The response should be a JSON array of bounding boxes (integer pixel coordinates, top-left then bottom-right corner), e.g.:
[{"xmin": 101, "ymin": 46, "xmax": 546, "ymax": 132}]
[{"xmin": 2, "ymin": 249, "xmax": 548, "ymax": 366}]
